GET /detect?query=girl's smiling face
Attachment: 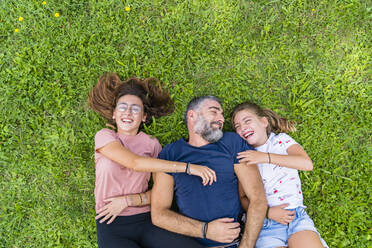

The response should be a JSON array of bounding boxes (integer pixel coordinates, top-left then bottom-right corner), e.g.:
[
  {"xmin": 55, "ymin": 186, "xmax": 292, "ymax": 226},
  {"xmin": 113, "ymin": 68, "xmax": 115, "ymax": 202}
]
[
  {"xmin": 233, "ymin": 109, "xmax": 269, "ymax": 148},
  {"xmin": 113, "ymin": 94, "xmax": 146, "ymax": 135}
]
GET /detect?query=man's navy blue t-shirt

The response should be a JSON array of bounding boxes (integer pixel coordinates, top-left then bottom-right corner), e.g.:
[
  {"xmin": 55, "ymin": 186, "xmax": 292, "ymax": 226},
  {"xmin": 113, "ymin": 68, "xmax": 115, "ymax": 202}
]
[{"xmin": 158, "ymin": 132, "xmax": 253, "ymax": 247}]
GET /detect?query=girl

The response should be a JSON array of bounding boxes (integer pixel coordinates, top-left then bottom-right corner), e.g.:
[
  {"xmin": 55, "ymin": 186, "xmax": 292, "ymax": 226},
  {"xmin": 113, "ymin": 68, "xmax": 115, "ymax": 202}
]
[
  {"xmin": 232, "ymin": 102, "xmax": 328, "ymax": 248},
  {"xmin": 89, "ymin": 73, "xmax": 214, "ymax": 248}
]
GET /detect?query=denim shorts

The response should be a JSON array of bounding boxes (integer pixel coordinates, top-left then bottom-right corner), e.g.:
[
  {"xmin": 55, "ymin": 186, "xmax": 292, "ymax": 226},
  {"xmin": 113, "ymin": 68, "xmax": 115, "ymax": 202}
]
[{"xmin": 255, "ymin": 207, "xmax": 328, "ymax": 248}]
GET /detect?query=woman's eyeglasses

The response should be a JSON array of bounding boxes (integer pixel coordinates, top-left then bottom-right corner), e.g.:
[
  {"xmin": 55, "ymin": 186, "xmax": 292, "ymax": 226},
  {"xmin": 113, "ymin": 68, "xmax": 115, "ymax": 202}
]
[{"xmin": 116, "ymin": 103, "xmax": 142, "ymax": 115}]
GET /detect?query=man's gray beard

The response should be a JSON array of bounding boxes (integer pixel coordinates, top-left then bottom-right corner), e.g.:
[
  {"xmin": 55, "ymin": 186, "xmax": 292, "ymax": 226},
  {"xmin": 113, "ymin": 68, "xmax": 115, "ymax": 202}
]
[{"xmin": 194, "ymin": 115, "xmax": 223, "ymax": 143}]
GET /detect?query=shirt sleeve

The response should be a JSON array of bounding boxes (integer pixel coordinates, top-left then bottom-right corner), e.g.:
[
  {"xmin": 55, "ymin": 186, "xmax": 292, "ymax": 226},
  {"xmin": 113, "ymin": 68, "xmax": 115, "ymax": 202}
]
[
  {"xmin": 157, "ymin": 146, "xmax": 168, "ymax": 160},
  {"xmin": 277, "ymin": 133, "xmax": 298, "ymax": 150},
  {"xmin": 152, "ymin": 138, "xmax": 163, "ymax": 158},
  {"xmin": 230, "ymin": 132, "xmax": 254, "ymax": 164},
  {"xmin": 158, "ymin": 145, "xmax": 174, "ymax": 176},
  {"xmin": 95, "ymin": 128, "xmax": 119, "ymax": 152}
]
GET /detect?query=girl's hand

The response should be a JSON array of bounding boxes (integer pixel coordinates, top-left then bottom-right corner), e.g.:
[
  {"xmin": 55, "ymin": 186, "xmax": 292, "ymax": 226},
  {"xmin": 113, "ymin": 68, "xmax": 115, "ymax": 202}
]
[
  {"xmin": 268, "ymin": 204, "xmax": 295, "ymax": 225},
  {"xmin": 95, "ymin": 196, "xmax": 128, "ymax": 224},
  {"xmin": 189, "ymin": 165, "xmax": 217, "ymax": 186},
  {"xmin": 237, "ymin": 150, "xmax": 269, "ymax": 165}
]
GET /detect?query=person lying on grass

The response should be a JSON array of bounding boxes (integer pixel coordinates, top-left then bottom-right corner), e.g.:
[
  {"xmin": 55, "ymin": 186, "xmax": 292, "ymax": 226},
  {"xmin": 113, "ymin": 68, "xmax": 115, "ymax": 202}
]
[
  {"xmin": 151, "ymin": 96, "xmax": 267, "ymax": 248},
  {"xmin": 88, "ymin": 73, "xmax": 215, "ymax": 248},
  {"xmin": 232, "ymin": 102, "xmax": 328, "ymax": 248}
]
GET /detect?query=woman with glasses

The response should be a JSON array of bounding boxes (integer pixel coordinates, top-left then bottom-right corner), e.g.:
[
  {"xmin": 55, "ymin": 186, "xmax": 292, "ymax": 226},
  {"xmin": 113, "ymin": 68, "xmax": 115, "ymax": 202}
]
[{"xmin": 88, "ymin": 73, "xmax": 214, "ymax": 248}]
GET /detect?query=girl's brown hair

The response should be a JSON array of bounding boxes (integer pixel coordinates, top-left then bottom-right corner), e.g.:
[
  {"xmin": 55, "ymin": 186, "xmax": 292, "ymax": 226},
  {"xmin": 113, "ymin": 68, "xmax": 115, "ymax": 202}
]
[
  {"xmin": 88, "ymin": 72, "xmax": 174, "ymax": 128},
  {"xmin": 231, "ymin": 102, "xmax": 296, "ymax": 136}
]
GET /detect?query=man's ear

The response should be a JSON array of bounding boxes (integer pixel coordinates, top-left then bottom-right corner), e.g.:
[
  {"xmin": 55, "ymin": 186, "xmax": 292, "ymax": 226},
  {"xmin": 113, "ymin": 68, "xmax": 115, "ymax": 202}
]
[{"xmin": 187, "ymin": 110, "xmax": 197, "ymax": 122}]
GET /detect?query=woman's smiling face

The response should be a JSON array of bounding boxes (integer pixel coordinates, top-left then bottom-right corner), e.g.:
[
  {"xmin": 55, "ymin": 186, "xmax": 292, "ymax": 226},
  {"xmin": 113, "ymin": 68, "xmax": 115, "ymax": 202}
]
[
  {"xmin": 233, "ymin": 109, "xmax": 269, "ymax": 148},
  {"xmin": 113, "ymin": 94, "xmax": 146, "ymax": 135}
]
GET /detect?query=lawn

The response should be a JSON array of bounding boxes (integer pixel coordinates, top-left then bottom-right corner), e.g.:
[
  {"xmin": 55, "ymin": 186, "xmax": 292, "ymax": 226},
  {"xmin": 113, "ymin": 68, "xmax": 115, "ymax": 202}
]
[{"xmin": 0, "ymin": 0, "xmax": 371, "ymax": 247}]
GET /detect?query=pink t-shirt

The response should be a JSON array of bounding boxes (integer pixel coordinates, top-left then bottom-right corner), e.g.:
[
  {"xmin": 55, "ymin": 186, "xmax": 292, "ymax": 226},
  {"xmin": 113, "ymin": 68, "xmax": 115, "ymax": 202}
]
[{"xmin": 94, "ymin": 128, "xmax": 162, "ymax": 216}]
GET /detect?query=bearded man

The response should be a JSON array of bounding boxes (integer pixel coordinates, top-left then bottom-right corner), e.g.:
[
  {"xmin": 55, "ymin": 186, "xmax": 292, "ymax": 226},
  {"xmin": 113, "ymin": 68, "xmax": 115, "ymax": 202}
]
[{"xmin": 151, "ymin": 96, "xmax": 267, "ymax": 248}]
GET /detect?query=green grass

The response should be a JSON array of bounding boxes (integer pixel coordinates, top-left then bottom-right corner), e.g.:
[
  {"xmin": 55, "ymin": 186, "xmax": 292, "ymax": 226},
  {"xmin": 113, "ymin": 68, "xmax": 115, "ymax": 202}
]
[{"xmin": 0, "ymin": 0, "xmax": 371, "ymax": 247}]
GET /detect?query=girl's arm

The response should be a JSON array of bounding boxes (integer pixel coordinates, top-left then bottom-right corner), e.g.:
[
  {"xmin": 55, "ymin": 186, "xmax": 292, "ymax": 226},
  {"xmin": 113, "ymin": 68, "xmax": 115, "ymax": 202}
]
[
  {"xmin": 98, "ymin": 141, "xmax": 216, "ymax": 185},
  {"xmin": 238, "ymin": 182, "xmax": 296, "ymax": 224},
  {"xmin": 237, "ymin": 144, "xmax": 313, "ymax": 171},
  {"xmin": 96, "ymin": 190, "xmax": 152, "ymax": 224}
]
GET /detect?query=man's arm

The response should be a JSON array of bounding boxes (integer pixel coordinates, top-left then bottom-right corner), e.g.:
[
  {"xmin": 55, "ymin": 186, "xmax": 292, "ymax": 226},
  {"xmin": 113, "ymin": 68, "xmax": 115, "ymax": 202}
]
[
  {"xmin": 151, "ymin": 172, "xmax": 241, "ymax": 243},
  {"xmin": 234, "ymin": 163, "xmax": 267, "ymax": 248},
  {"xmin": 151, "ymin": 172, "xmax": 203, "ymax": 237},
  {"xmin": 238, "ymin": 182, "xmax": 250, "ymax": 211}
]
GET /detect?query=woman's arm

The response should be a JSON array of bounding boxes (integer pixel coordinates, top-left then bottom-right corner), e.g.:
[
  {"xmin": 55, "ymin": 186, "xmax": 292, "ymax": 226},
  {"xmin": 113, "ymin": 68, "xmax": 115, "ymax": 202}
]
[
  {"xmin": 237, "ymin": 144, "xmax": 313, "ymax": 171},
  {"xmin": 126, "ymin": 190, "xmax": 151, "ymax": 207},
  {"xmin": 96, "ymin": 190, "xmax": 152, "ymax": 224},
  {"xmin": 98, "ymin": 141, "xmax": 216, "ymax": 185}
]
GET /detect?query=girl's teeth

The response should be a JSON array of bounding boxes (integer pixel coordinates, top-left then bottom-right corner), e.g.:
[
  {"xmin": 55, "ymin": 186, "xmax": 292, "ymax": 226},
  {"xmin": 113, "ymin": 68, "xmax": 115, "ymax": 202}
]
[{"xmin": 244, "ymin": 132, "xmax": 253, "ymax": 138}]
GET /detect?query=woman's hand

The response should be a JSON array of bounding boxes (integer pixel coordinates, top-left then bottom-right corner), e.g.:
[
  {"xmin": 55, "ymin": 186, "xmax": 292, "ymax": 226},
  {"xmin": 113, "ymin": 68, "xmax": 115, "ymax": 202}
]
[
  {"xmin": 268, "ymin": 204, "xmax": 295, "ymax": 225},
  {"xmin": 95, "ymin": 196, "xmax": 128, "ymax": 224},
  {"xmin": 189, "ymin": 165, "xmax": 217, "ymax": 186},
  {"xmin": 237, "ymin": 150, "xmax": 269, "ymax": 165}
]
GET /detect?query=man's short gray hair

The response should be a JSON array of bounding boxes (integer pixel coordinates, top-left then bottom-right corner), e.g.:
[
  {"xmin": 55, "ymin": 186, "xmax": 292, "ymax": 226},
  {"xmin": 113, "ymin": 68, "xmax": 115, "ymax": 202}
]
[{"xmin": 184, "ymin": 96, "xmax": 221, "ymax": 127}]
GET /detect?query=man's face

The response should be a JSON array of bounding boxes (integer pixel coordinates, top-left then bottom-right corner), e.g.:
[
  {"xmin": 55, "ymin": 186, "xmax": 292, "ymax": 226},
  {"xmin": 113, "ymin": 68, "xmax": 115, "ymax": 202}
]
[{"xmin": 194, "ymin": 100, "xmax": 225, "ymax": 143}]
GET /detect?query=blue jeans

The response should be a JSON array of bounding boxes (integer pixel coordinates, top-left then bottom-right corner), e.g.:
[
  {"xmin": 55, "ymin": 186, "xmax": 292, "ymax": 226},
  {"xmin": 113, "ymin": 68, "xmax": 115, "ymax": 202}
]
[{"xmin": 255, "ymin": 207, "xmax": 328, "ymax": 248}]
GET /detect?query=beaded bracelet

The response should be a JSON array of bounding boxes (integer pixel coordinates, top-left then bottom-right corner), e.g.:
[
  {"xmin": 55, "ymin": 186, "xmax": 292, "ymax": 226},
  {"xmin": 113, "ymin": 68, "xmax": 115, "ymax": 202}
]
[{"xmin": 139, "ymin": 193, "xmax": 143, "ymax": 205}]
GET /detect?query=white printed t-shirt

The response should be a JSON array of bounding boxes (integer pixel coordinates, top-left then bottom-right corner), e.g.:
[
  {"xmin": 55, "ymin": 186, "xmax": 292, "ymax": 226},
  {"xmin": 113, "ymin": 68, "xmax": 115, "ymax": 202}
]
[{"xmin": 255, "ymin": 132, "xmax": 305, "ymax": 209}]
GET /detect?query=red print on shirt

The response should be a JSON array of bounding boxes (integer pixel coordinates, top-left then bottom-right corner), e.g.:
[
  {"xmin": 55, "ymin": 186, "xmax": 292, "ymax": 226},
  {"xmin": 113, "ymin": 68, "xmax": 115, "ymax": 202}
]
[{"xmin": 274, "ymin": 190, "xmax": 278, "ymax": 194}]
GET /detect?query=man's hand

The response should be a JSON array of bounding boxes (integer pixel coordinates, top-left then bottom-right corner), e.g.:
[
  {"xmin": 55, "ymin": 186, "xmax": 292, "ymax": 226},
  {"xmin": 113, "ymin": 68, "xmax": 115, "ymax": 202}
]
[
  {"xmin": 268, "ymin": 204, "xmax": 295, "ymax": 225},
  {"xmin": 207, "ymin": 218, "xmax": 240, "ymax": 243}
]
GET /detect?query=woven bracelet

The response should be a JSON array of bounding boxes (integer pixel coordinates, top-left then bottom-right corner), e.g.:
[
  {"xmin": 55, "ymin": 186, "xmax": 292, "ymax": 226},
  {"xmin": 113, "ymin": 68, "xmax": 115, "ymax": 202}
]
[
  {"xmin": 202, "ymin": 222, "xmax": 208, "ymax": 239},
  {"xmin": 186, "ymin": 162, "xmax": 191, "ymax": 175}
]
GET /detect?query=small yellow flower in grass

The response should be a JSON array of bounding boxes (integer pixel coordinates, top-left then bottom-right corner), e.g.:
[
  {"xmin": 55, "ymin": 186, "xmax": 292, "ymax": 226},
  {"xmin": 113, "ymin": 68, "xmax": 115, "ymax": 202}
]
[
  {"xmin": 125, "ymin": 6, "xmax": 131, "ymax": 12},
  {"xmin": 19, "ymin": 16, "xmax": 23, "ymax": 21},
  {"xmin": 55, "ymin": 12, "xmax": 60, "ymax": 17},
  {"xmin": 42, "ymin": 1, "xmax": 46, "ymax": 4},
  {"xmin": 15, "ymin": 28, "xmax": 19, "ymax": 32},
  {"xmin": 312, "ymin": 9, "xmax": 315, "ymax": 12}
]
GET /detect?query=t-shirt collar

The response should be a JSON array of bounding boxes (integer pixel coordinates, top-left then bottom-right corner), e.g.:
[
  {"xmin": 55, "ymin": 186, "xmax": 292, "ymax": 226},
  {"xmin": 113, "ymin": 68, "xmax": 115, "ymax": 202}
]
[
  {"xmin": 256, "ymin": 132, "xmax": 275, "ymax": 150},
  {"xmin": 117, "ymin": 131, "xmax": 145, "ymax": 138}
]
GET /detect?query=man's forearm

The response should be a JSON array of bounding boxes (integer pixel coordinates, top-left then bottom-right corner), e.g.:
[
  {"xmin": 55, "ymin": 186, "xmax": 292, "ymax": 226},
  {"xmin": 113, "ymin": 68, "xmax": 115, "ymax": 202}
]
[
  {"xmin": 151, "ymin": 208, "xmax": 203, "ymax": 238},
  {"xmin": 234, "ymin": 163, "xmax": 267, "ymax": 248},
  {"xmin": 239, "ymin": 199, "xmax": 266, "ymax": 247}
]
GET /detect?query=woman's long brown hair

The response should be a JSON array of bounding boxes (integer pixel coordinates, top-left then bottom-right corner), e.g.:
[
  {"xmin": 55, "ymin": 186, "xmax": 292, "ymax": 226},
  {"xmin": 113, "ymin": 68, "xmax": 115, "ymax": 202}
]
[{"xmin": 88, "ymin": 73, "xmax": 174, "ymax": 128}]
